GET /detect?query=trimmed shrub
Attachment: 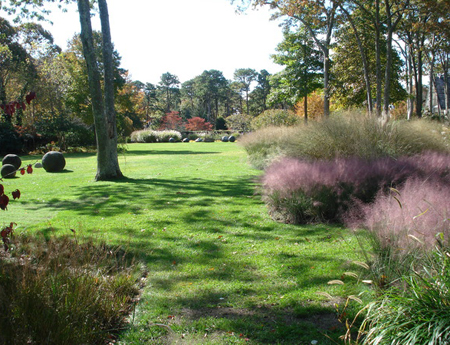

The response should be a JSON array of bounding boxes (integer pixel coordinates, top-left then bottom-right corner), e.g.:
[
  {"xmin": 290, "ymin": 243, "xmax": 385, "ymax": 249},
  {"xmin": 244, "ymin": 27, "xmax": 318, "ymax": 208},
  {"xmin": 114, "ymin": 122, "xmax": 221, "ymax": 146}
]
[
  {"xmin": 2, "ymin": 154, "xmax": 21, "ymax": 170},
  {"xmin": 1, "ymin": 164, "xmax": 16, "ymax": 178},
  {"xmin": 228, "ymin": 135, "xmax": 236, "ymax": 142},
  {"xmin": 221, "ymin": 136, "xmax": 229, "ymax": 142},
  {"xmin": 42, "ymin": 151, "xmax": 66, "ymax": 172}
]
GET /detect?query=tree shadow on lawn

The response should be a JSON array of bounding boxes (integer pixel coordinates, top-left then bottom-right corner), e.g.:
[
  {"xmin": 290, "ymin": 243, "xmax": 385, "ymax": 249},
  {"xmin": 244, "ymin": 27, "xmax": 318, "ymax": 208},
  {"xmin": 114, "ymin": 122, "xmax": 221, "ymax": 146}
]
[
  {"xmin": 20, "ymin": 175, "xmax": 260, "ymax": 218},
  {"xmin": 22, "ymin": 173, "xmax": 354, "ymax": 343}
]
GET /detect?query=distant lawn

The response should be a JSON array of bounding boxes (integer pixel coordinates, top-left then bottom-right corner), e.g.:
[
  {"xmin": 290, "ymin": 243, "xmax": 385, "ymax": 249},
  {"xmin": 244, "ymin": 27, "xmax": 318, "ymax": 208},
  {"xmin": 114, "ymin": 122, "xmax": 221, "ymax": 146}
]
[{"xmin": 3, "ymin": 142, "xmax": 367, "ymax": 344}]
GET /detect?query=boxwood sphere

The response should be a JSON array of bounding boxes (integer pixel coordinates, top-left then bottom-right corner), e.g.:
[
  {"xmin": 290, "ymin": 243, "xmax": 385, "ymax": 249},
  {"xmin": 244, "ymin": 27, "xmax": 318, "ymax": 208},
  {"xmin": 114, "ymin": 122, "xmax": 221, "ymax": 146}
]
[
  {"xmin": 1, "ymin": 164, "xmax": 16, "ymax": 178},
  {"xmin": 2, "ymin": 154, "xmax": 21, "ymax": 170},
  {"xmin": 228, "ymin": 135, "xmax": 236, "ymax": 142},
  {"xmin": 42, "ymin": 151, "xmax": 66, "ymax": 172},
  {"xmin": 221, "ymin": 136, "xmax": 229, "ymax": 142}
]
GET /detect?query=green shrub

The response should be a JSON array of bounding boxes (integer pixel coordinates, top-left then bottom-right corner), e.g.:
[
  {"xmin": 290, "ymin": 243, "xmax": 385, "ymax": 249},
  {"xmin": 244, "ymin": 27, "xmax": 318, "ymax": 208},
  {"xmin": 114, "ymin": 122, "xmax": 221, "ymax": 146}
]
[
  {"xmin": 0, "ymin": 235, "xmax": 144, "ymax": 344},
  {"xmin": 251, "ymin": 109, "xmax": 301, "ymax": 130},
  {"xmin": 0, "ymin": 122, "xmax": 22, "ymax": 155},
  {"xmin": 225, "ymin": 113, "xmax": 253, "ymax": 132}
]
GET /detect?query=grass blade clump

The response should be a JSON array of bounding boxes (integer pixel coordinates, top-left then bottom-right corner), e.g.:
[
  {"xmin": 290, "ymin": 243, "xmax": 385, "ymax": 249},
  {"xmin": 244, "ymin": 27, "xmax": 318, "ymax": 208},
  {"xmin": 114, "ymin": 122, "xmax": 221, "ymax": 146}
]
[
  {"xmin": 352, "ymin": 178, "xmax": 450, "ymax": 277},
  {"xmin": 0, "ymin": 234, "xmax": 144, "ymax": 344},
  {"xmin": 240, "ymin": 113, "xmax": 450, "ymax": 169},
  {"xmin": 130, "ymin": 129, "xmax": 182, "ymax": 143},
  {"xmin": 261, "ymin": 156, "xmax": 417, "ymax": 224},
  {"xmin": 361, "ymin": 247, "xmax": 450, "ymax": 345}
]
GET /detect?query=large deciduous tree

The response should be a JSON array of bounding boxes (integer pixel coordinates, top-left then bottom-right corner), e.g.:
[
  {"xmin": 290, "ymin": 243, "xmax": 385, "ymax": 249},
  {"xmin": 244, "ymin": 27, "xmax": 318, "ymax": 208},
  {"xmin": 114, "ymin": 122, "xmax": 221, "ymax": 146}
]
[
  {"xmin": 272, "ymin": 27, "xmax": 322, "ymax": 122},
  {"xmin": 77, "ymin": 0, "xmax": 122, "ymax": 180},
  {"xmin": 1, "ymin": 0, "xmax": 123, "ymax": 180}
]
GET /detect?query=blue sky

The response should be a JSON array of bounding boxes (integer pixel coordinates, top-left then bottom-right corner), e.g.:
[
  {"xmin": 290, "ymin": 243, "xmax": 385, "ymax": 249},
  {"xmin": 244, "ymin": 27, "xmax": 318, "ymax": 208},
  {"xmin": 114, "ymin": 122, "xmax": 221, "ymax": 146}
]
[{"xmin": 37, "ymin": 0, "xmax": 284, "ymax": 84}]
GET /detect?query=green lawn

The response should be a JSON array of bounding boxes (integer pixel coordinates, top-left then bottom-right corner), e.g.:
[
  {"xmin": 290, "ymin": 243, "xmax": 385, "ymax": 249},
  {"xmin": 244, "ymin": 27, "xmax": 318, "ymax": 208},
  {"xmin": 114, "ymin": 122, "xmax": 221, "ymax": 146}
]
[{"xmin": 2, "ymin": 142, "xmax": 366, "ymax": 344}]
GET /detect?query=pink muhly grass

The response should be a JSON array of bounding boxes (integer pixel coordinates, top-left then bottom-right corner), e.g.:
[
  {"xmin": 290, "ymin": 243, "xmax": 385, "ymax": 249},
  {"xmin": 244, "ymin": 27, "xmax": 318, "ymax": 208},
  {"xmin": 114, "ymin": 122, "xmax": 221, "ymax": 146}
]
[
  {"xmin": 261, "ymin": 156, "xmax": 417, "ymax": 223},
  {"xmin": 355, "ymin": 178, "xmax": 450, "ymax": 252}
]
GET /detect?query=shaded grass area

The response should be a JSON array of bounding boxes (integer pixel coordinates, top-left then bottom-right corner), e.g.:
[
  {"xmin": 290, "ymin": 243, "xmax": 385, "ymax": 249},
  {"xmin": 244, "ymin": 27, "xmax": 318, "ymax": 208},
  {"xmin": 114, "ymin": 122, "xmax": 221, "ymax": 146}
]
[{"xmin": 1, "ymin": 143, "xmax": 366, "ymax": 344}]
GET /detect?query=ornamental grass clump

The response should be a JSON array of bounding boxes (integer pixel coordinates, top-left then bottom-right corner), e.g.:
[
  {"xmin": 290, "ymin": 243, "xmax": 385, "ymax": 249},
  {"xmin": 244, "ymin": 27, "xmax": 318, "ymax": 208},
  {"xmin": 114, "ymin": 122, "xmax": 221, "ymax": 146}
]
[
  {"xmin": 240, "ymin": 113, "xmax": 450, "ymax": 169},
  {"xmin": 353, "ymin": 178, "xmax": 450, "ymax": 264},
  {"xmin": 360, "ymin": 246, "xmax": 450, "ymax": 345},
  {"xmin": 130, "ymin": 129, "xmax": 182, "ymax": 143},
  {"xmin": 261, "ymin": 156, "xmax": 417, "ymax": 224},
  {"xmin": 0, "ymin": 234, "xmax": 144, "ymax": 344},
  {"xmin": 239, "ymin": 126, "xmax": 300, "ymax": 169}
]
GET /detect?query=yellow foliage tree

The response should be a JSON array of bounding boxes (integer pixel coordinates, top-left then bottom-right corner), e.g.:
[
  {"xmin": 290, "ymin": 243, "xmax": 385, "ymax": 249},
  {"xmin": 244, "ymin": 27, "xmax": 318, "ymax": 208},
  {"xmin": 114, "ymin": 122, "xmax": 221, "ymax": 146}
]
[{"xmin": 294, "ymin": 91, "xmax": 324, "ymax": 121}]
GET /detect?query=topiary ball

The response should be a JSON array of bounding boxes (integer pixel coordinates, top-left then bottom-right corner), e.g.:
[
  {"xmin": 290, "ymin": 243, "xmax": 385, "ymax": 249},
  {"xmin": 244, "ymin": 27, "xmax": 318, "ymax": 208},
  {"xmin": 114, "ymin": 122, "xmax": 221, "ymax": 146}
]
[
  {"xmin": 195, "ymin": 138, "xmax": 203, "ymax": 142},
  {"xmin": 221, "ymin": 136, "xmax": 229, "ymax": 142},
  {"xmin": 1, "ymin": 164, "xmax": 16, "ymax": 178},
  {"xmin": 228, "ymin": 135, "xmax": 236, "ymax": 142},
  {"xmin": 2, "ymin": 154, "xmax": 21, "ymax": 170},
  {"xmin": 42, "ymin": 151, "xmax": 66, "ymax": 172},
  {"xmin": 182, "ymin": 138, "xmax": 190, "ymax": 142},
  {"xmin": 169, "ymin": 138, "xmax": 176, "ymax": 143}
]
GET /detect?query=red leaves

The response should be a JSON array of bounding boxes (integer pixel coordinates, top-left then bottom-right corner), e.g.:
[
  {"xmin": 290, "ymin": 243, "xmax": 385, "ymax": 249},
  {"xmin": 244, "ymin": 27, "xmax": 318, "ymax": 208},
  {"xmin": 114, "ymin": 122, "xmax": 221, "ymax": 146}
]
[
  {"xmin": 19, "ymin": 164, "xmax": 33, "ymax": 175},
  {"xmin": 0, "ymin": 194, "xmax": 9, "ymax": 210},
  {"xmin": 0, "ymin": 92, "xmax": 36, "ymax": 116},
  {"xmin": 12, "ymin": 190, "xmax": 20, "ymax": 200},
  {"xmin": 25, "ymin": 91, "xmax": 36, "ymax": 104},
  {"xmin": 0, "ymin": 184, "xmax": 3, "ymax": 195},
  {"xmin": 1, "ymin": 222, "xmax": 16, "ymax": 251}
]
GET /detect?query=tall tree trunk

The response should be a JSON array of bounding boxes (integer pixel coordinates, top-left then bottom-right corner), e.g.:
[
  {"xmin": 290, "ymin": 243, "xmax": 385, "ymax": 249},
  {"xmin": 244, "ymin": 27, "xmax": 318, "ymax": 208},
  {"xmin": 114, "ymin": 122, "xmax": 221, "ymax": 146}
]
[
  {"xmin": 375, "ymin": 0, "xmax": 383, "ymax": 117},
  {"xmin": 77, "ymin": 0, "xmax": 123, "ymax": 181},
  {"xmin": 407, "ymin": 47, "xmax": 414, "ymax": 120},
  {"xmin": 429, "ymin": 50, "xmax": 435, "ymax": 117},
  {"xmin": 341, "ymin": 5, "xmax": 373, "ymax": 114},
  {"xmin": 415, "ymin": 39, "xmax": 423, "ymax": 118}
]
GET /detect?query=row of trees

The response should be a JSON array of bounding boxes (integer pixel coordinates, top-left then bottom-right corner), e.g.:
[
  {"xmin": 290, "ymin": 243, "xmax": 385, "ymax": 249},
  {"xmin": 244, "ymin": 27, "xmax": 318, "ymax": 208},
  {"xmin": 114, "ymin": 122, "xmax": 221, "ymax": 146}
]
[{"xmin": 234, "ymin": 0, "xmax": 450, "ymax": 121}]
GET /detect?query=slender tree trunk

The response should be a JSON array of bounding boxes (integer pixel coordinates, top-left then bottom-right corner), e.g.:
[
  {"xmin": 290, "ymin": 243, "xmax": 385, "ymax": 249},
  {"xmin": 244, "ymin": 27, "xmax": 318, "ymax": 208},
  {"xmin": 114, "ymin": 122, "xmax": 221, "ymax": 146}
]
[
  {"xmin": 415, "ymin": 39, "xmax": 423, "ymax": 118},
  {"xmin": 341, "ymin": 6, "xmax": 373, "ymax": 114},
  {"xmin": 429, "ymin": 51, "xmax": 435, "ymax": 116},
  {"xmin": 407, "ymin": 48, "xmax": 414, "ymax": 120},
  {"xmin": 77, "ymin": 0, "xmax": 123, "ymax": 181},
  {"xmin": 375, "ymin": 0, "xmax": 382, "ymax": 117}
]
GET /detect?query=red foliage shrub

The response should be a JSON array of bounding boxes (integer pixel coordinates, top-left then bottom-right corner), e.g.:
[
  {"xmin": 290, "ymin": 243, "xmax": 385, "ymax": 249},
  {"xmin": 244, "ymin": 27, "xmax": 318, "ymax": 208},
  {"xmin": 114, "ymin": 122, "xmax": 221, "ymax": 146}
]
[
  {"xmin": 185, "ymin": 117, "xmax": 213, "ymax": 131},
  {"xmin": 159, "ymin": 111, "xmax": 184, "ymax": 131}
]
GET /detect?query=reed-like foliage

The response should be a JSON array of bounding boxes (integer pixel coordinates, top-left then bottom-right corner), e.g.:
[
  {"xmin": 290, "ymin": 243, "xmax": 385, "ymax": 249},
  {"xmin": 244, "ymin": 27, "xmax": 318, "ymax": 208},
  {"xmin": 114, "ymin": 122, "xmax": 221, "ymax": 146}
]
[
  {"xmin": 0, "ymin": 235, "xmax": 144, "ymax": 344},
  {"xmin": 241, "ymin": 114, "xmax": 450, "ymax": 169},
  {"xmin": 130, "ymin": 129, "xmax": 182, "ymax": 143},
  {"xmin": 360, "ymin": 247, "xmax": 450, "ymax": 345}
]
